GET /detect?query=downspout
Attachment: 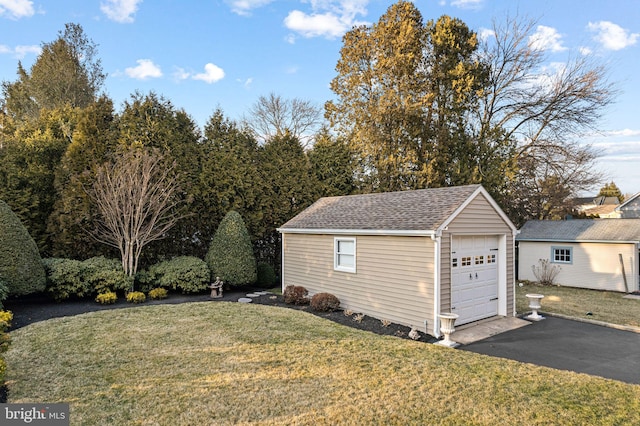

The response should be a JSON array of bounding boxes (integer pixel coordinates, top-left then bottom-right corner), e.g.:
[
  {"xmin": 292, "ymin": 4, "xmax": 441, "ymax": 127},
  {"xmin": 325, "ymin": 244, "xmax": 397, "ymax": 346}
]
[
  {"xmin": 280, "ymin": 233, "xmax": 285, "ymax": 293},
  {"xmin": 432, "ymin": 231, "xmax": 442, "ymax": 338}
]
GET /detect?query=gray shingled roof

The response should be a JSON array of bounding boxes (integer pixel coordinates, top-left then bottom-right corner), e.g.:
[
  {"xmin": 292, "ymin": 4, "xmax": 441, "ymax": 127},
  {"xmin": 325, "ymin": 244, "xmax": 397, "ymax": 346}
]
[
  {"xmin": 280, "ymin": 184, "xmax": 482, "ymax": 231},
  {"xmin": 516, "ymin": 219, "xmax": 640, "ymax": 242}
]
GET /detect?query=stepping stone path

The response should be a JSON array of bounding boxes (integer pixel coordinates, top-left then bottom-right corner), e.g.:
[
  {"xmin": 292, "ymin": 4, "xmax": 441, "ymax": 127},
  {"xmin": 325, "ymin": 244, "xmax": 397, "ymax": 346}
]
[{"xmin": 237, "ymin": 291, "xmax": 272, "ymax": 303}]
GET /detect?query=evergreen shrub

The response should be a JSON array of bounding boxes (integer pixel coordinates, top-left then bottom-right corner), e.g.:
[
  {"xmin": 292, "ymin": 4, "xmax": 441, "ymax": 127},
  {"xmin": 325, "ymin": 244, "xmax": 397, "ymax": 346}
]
[
  {"xmin": 83, "ymin": 256, "xmax": 132, "ymax": 294},
  {"xmin": 256, "ymin": 262, "xmax": 277, "ymax": 288},
  {"xmin": 43, "ymin": 257, "xmax": 132, "ymax": 301},
  {"xmin": 0, "ymin": 200, "xmax": 46, "ymax": 297},
  {"xmin": 146, "ymin": 256, "xmax": 210, "ymax": 294},
  {"xmin": 205, "ymin": 211, "xmax": 257, "ymax": 287},
  {"xmin": 43, "ymin": 258, "xmax": 88, "ymax": 301}
]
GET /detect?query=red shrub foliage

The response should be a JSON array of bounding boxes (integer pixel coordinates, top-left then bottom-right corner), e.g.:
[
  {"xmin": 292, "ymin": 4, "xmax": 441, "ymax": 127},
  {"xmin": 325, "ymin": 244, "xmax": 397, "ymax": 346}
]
[
  {"xmin": 283, "ymin": 285, "xmax": 309, "ymax": 305},
  {"xmin": 310, "ymin": 292, "xmax": 340, "ymax": 312}
]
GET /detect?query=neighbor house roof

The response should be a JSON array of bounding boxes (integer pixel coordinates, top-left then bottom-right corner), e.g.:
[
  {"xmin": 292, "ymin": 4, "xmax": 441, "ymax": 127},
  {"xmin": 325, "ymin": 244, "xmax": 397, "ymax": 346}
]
[
  {"xmin": 516, "ymin": 219, "xmax": 640, "ymax": 243},
  {"xmin": 279, "ymin": 184, "xmax": 514, "ymax": 235}
]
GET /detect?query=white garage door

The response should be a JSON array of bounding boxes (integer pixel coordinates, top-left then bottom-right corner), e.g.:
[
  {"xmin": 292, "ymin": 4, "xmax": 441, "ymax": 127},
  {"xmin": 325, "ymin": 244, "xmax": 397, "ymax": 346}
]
[{"xmin": 451, "ymin": 235, "xmax": 499, "ymax": 325}]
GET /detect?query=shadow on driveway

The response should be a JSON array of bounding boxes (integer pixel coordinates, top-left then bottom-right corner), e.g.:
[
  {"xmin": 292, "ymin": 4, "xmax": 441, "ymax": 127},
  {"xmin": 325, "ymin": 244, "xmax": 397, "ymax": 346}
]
[{"xmin": 460, "ymin": 316, "xmax": 640, "ymax": 385}]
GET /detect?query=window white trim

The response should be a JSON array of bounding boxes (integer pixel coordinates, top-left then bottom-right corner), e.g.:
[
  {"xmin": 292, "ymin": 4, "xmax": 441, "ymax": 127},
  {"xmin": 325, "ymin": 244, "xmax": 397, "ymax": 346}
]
[
  {"xmin": 551, "ymin": 246, "xmax": 573, "ymax": 264},
  {"xmin": 334, "ymin": 237, "xmax": 356, "ymax": 273}
]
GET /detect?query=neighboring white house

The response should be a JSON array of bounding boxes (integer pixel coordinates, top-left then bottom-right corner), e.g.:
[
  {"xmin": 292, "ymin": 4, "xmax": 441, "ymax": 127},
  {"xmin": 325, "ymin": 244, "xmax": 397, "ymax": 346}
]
[
  {"xmin": 614, "ymin": 192, "xmax": 640, "ymax": 218},
  {"xmin": 517, "ymin": 219, "xmax": 640, "ymax": 293},
  {"xmin": 278, "ymin": 184, "xmax": 517, "ymax": 337}
]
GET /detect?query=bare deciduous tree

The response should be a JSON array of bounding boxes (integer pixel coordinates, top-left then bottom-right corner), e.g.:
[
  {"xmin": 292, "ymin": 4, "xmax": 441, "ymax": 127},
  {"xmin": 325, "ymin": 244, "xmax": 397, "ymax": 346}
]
[
  {"xmin": 478, "ymin": 16, "xmax": 616, "ymax": 221},
  {"xmin": 243, "ymin": 92, "xmax": 323, "ymax": 147},
  {"xmin": 89, "ymin": 148, "xmax": 181, "ymax": 277}
]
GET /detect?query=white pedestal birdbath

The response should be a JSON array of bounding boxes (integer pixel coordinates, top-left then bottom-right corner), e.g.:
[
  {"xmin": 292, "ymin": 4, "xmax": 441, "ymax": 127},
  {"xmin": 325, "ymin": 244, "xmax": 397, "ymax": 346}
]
[
  {"xmin": 525, "ymin": 293, "xmax": 545, "ymax": 321},
  {"xmin": 436, "ymin": 313, "xmax": 460, "ymax": 348}
]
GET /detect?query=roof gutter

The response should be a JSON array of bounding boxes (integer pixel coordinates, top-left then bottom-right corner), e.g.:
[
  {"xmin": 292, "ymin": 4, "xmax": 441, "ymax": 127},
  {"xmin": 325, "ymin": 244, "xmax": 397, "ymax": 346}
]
[{"xmin": 277, "ymin": 228, "xmax": 435, "ymax": 237}]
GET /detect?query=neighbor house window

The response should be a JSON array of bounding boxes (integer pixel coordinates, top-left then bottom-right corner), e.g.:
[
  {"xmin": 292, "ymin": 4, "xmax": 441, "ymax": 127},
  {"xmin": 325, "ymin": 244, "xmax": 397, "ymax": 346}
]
[
  {"xmin": 334, "ymin": 237, "xmax": 356, "ymax": 273},
  {"xmin": 551, "ymin": 246, "xmax": 572, "ymax": 264}
]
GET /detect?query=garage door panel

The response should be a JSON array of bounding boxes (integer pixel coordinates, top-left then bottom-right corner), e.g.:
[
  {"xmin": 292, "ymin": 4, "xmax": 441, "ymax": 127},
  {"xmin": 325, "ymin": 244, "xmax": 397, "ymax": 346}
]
[{"xmin": 451, "ymin": 235, "xmax": 499, "ymax": 325}]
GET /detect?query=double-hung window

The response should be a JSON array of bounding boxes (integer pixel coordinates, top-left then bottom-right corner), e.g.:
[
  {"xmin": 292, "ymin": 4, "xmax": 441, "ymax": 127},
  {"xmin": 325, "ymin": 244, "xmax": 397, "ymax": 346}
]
[
  {"xmin": 334, "ymin": 237, "xmax": 356, "ymax": 273},
  {"xmin": 551, "ymin": 246, "xmax": 572, "ymax": 264}
]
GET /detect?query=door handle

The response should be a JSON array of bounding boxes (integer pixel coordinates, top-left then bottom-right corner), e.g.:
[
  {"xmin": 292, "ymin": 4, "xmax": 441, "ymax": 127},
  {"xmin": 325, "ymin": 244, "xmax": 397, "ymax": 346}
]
[
  {"xmin": 475, "ymin": 273, "xmax": 478, "ymax": 279},
  {"xmin": 469, "ymin": 273, "xmax": 472, "ymax": 279}
]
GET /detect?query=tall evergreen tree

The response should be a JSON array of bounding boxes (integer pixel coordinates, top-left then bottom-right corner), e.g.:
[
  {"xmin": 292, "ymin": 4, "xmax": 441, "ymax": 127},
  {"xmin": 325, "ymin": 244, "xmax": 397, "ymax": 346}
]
[
  {"xmin": 195, "ymin": 109, "xmax": 263, "ymax": 257},
  {"xmin": 308, "ymin": 129, "xmax": 355, "ymax": 197},
  {"xmin": 257, "ymin": 132, "xmax": 317, "ymax": 265},
  {"xmin": 48, "ymin": 96, "xmax": 118, "ymax": 258}
]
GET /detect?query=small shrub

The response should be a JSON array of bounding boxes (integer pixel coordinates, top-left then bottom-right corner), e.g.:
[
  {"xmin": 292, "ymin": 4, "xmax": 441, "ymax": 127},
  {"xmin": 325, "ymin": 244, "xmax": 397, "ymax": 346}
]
[
  {"xmin": 310, "ymin": 292, "xmax": 340, "ymax": 312},
  {"xmin": 148, "ymin": 287, "xmax": 168, "ymax": 300},
  {"xmin": 532, "ymin": 259, "xmax": 562, "ymax": 285},
  {"xmin": 283, "ymin": 285, "xmax": 309, "ymax": 305},
  {"xmin": 43, "ymin": 258, "xmax": 89, "ymax": 301},
  {"xmin": 83, "ymin": 257, "xmax": 132, "ymax": 294},
  {"xmin": 353, "ymin": 313, "xmax": 364, "ymax": 323},
  {"xmin": 256, "ymin": 262, "xmax": 277, "ymax": 288},
  {"xmin": 126, "ymin": 291, "xmax": 146, "ymax": 304},
  {"xmin": 146, "ymin": 257, "xmax": 210, "ymax": 294},
  {"xmin": 381, "ymin": 319, "xmax": 392, "ymax": 327},
  {"xmin": 343, "ymin": 309, "xmax": 353, "ymax": 316},
  {"xmin": 95, "ymin": 291, "xmax": 117, "ymax": 305}
]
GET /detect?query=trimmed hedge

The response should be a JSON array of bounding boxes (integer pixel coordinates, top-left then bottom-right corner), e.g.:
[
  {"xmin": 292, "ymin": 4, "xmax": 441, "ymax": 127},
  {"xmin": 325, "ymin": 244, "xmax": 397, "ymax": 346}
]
[
  {"xmin": 43, "ymin": 257, "xmax": 132, "ymax": 301},
  {"xmin": 0, "ymin": 200, "xmax": 46, "ymax": 298},
  {"xmin": 144, "ymin": 256, "xmax": 210, "ymax": 294},
  {"xmin": 205, "ymin": 211, "xmax": 257, "ymax": 287}
]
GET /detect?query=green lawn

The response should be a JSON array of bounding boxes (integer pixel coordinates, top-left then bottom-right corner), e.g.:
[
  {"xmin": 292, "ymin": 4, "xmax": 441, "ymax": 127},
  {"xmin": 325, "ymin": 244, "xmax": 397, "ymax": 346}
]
[
  {"xmin": 516, "ymin": 282, "xmax": 640, "ymax": 328},
  {"xmin": 6, "ymin": 302, "xmax": 639, "ymax": 425}
]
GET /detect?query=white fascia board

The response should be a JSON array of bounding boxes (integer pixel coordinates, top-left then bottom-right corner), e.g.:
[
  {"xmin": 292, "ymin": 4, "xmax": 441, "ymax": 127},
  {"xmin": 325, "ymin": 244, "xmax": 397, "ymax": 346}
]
[
  {"xmin": 277, "ymin": 228, "xmax": 434, "ymax": 237},
  {"xmin": 517, "ymin": 238, "xmax": 639, "ymax": 244}
]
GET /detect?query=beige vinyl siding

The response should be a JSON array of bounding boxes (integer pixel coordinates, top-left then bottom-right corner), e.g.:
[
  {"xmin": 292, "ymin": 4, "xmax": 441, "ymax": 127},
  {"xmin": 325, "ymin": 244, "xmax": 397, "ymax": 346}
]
[
  {"xmin": 518, "ymin": 241, "xmax": 638, "ymax": 292},
  {"xmin": 443, "ymin": 194, "xmax": 515, "ymax": 315},
  {"xmin": 282, "ymin": 233, "xmax": 436, "ymax": 334}
]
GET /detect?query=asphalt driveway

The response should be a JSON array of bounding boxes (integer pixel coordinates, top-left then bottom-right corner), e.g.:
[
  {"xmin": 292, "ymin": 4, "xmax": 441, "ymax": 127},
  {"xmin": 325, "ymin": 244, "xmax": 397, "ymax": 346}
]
[{"xmin": 461, "ymin": 316, "xmax": 640, "ymax": 385}]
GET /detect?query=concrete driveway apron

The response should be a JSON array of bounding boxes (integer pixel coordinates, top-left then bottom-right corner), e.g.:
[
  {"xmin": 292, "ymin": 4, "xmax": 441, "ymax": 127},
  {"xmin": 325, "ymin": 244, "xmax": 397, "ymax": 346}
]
[{"xmin": 460, "ymin": 316, "xmax": 640, "ymax": 384}]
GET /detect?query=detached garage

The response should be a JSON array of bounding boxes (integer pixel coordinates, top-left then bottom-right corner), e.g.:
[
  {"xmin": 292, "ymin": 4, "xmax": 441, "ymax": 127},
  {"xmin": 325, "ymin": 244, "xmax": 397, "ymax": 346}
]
[
  {"xmin": 517, "ymin": 219, "xmax": 640, "ymax": 293},
  {"xmin": 278, "ymin": 184, "xmax": 517, "ymax": 337}
]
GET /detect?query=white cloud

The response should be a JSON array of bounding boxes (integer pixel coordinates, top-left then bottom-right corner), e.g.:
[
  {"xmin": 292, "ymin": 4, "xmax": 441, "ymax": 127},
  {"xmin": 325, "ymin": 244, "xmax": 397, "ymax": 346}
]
[
  {"xmin": 101, "ymin": 0, "xmax": 142, "ymax": 23},
  {"xmin": 478, "ymin": 27, "xmax": 495, "ymax": 42},
  {"xmin": 528, "ymin": 25, "xmax": 567, "ymax": 52},
  {"xmin": 0, "ymin": 0, "xmax": 35, "ymax": 19},
  {"xmin": 588, "ymin": 21, "xmax": 639, "ymax": 51},
  {"xmin": 173, "ymin": 67, "xmax": 190, "ymax": 81},
  {"xmin": 0, "ymin": 43, "xmax": 40, "ymax": 58},
  {"xmin": 125, "ymin": 59, "xmax": 162, "ymax": 80},
  {"xmin": 451, "ymin": 0, "xmax": 483, "ymax": 9},
  {"xmin": 226, "ymin": 0, "xmax": 273, "ymax": 16},
  {"xmin": 193, "ymin": 63, "xmax": 225, "ymax": 83},
  {"xmin": 606, "ymin": 129, "xmax": 640, "ymax": 137},
  {"xmin": 285, "ymin": 10, "xmax": 347, "ymax": 39},
  {"xmin": 579, "ymin": 46, "xmax": 592, "ymax": 56},
  {"xmin": 284, "ymin": 0, "xmax": 369, "ymax": 39}
]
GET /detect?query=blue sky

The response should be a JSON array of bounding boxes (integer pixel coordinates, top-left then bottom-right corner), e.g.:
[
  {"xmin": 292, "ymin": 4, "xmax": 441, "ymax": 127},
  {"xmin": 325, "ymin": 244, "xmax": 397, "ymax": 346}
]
[{"xmin": 1, "ymin": 0, "xmax": 639, "ymax": 195}]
